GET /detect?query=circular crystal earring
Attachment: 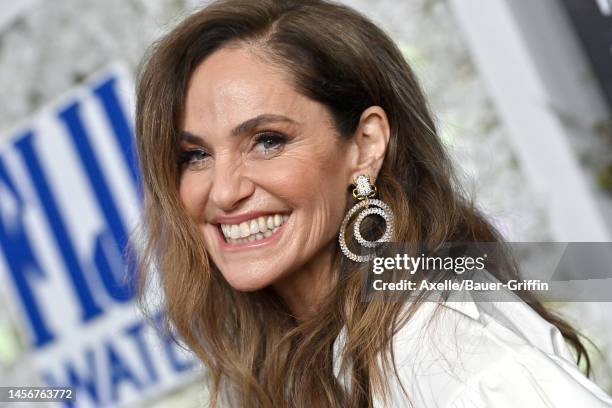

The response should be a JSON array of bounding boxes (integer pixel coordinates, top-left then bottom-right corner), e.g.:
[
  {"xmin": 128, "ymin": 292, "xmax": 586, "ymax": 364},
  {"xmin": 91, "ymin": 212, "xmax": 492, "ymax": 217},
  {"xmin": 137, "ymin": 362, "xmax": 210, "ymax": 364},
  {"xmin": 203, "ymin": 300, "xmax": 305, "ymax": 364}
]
[{"xmin": 339, "ymin": 174, "xmax": 395, "ymax": 262}]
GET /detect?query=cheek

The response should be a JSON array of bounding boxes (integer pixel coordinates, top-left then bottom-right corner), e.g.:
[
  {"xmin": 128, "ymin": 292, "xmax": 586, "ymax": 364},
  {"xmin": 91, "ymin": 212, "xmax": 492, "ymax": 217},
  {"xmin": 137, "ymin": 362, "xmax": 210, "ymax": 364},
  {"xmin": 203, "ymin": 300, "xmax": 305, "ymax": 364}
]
[
  {"xmin": 307, "ymin": 145, "xmax": 350, "ymax": 203},
  {"xmin": 178, "ymin": 173, "xmax": 210, "ymax": 219},
  {"xmin": 255, "ymin": 148, "xmax": 347, "ymax": 204},
  {"xmin": 260, "ymin": 148, "xmax": 348, "ymax": 231},
  {"xmin": 309, "ymin": 148, "xmax": 352, "ymax": 233}
]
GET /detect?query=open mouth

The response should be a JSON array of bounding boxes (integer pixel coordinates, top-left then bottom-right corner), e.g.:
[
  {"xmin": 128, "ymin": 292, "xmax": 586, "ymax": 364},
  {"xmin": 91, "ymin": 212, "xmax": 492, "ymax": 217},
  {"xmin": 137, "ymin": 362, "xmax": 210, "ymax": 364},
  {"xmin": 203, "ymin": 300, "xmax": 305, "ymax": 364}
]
[{"xmin": 218, "ymin": 213, "xmax": 290, "ymax": 244}]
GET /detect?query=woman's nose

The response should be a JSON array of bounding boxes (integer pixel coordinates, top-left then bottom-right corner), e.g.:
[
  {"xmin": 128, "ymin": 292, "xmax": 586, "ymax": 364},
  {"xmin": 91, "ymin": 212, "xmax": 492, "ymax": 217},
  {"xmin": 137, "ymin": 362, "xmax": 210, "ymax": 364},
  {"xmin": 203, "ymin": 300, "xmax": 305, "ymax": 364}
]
[{"xmin": 208, "ymin": 157, "xmax": 255, "ymax": 211}]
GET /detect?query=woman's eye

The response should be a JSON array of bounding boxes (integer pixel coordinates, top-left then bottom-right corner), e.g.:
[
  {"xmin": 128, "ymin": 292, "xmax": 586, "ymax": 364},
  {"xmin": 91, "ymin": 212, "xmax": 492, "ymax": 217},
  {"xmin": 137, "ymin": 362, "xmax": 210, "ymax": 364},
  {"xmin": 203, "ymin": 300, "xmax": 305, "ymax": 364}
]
[
  {"xmin": 253, "ymin": 132, "xmax": 287, "ymax": 155},
  {"xmin": 179, "ymin": 149, "xmax": 211, "ymax": 169}
]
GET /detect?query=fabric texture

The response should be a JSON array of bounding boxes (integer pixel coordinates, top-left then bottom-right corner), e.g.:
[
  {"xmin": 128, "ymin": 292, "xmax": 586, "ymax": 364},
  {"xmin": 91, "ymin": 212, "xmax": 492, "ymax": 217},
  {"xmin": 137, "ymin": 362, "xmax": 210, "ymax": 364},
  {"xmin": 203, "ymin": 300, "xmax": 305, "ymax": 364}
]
[{"xmin": 332, "ymin": 293, "xmax": 612, "ymax": 407}]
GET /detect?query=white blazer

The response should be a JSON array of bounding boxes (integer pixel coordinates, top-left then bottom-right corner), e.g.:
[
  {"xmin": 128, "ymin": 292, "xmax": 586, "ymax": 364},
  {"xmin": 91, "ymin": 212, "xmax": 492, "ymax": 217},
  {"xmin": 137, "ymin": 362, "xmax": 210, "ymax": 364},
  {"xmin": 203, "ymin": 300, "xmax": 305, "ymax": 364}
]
[{"xmin": 333, "ymin": 294, "xmax": 612, "ymax": 407}]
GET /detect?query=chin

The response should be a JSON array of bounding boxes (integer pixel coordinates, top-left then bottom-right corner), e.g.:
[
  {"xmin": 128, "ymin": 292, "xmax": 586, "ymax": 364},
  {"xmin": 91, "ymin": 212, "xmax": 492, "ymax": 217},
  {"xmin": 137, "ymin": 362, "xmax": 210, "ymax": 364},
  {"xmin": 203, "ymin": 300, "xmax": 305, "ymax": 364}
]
[{"xmin": 220, "ymin": 266, "xmax": 282, "ymax": 292}]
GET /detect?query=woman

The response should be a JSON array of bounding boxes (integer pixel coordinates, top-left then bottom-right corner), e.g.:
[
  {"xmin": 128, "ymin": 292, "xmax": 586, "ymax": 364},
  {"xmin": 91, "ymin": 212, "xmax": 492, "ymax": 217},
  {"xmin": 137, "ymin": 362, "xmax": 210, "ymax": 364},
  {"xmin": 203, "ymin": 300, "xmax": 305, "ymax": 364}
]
[{"xmin": 134, "ymin": 0, "xmax": 612, "ymax": 406}]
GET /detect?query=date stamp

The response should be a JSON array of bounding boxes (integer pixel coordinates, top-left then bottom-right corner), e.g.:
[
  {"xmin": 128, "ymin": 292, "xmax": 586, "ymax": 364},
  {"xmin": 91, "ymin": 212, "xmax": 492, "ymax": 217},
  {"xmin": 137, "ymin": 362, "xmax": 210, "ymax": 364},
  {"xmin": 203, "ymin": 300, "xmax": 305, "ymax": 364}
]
[{"xmin": 0, "ymin": 387, "xmax": 75, "ymax": 402}]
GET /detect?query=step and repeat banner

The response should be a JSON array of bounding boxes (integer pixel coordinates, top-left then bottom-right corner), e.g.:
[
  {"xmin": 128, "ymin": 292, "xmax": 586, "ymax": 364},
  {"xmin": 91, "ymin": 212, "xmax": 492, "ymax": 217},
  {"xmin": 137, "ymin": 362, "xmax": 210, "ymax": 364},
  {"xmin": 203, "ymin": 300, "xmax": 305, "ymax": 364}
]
[{"xmin": 0, "ymin": 64, "xmax": 198, "ymax": 407}]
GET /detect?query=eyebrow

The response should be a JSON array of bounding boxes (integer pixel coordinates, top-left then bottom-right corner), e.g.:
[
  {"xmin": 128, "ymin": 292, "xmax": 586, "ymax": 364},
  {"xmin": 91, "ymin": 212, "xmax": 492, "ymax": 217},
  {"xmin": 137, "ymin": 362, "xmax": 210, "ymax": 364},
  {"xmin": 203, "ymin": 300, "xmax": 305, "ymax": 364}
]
[{"xmin": 180, "ymin": 113, "xmax": 299, "ymax": 144}]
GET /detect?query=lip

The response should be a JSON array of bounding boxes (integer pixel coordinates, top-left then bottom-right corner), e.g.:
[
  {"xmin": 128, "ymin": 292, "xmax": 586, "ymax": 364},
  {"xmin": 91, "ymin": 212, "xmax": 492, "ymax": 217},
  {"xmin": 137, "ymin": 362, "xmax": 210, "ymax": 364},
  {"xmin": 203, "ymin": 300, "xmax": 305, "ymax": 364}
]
[{"xmin": 215, "ymin": 213, "xmax": 291, "ymax": 252}]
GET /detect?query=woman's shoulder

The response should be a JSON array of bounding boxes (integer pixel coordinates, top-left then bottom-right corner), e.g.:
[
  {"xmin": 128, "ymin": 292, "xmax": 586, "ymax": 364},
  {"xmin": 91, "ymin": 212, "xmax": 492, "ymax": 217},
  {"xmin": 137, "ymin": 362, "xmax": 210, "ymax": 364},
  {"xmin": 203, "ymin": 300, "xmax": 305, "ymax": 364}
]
[{"xmin": 380, "ymin": 294, "xmax": 612, "ymax": 407}]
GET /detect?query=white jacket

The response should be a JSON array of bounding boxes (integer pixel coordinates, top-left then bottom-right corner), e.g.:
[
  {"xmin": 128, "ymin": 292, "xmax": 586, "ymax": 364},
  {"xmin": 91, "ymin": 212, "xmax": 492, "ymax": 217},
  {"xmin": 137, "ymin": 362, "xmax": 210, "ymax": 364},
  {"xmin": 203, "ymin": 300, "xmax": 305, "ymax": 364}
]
[{"xmin": 332, "ymin": 295, "xmax": 612, "ymax": 407}]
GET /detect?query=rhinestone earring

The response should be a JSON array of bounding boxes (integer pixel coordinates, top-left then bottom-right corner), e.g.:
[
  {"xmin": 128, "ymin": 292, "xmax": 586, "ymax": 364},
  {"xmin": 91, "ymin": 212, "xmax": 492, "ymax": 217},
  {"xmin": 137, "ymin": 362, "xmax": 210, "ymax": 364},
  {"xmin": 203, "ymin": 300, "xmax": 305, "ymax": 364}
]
[{"xmin": 339, "ymin": 174, "xmax": 395, "ymax": 262}]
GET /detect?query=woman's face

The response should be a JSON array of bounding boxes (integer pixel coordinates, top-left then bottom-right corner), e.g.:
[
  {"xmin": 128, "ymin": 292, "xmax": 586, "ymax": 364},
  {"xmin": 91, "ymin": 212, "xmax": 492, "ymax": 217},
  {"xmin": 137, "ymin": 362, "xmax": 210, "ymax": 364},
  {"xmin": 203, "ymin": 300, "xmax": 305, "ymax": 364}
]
[{"xmin": 179, "ymin": 46, "xmax": 353, "ymax": 291}]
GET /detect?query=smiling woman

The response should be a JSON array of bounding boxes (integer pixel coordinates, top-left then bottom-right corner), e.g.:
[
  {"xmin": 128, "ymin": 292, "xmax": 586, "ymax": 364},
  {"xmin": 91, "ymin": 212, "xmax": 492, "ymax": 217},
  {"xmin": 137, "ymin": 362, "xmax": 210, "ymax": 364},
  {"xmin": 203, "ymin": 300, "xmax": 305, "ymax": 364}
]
[
  {"xmin": 134, "ymin": 0, "xmax": 612, "ymax": 407},
  {"xmin": 177, "ymin": 48, "xmax": 355, "ymax": 298}
]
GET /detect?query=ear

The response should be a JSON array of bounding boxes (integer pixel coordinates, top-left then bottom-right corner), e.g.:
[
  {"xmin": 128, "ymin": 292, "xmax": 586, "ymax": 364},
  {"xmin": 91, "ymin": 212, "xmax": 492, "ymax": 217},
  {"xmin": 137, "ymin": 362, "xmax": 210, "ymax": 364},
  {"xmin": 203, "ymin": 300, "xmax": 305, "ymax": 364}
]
[{"xmin": 347, "ymin": 106, "xmax": 390, "ymax": 184}]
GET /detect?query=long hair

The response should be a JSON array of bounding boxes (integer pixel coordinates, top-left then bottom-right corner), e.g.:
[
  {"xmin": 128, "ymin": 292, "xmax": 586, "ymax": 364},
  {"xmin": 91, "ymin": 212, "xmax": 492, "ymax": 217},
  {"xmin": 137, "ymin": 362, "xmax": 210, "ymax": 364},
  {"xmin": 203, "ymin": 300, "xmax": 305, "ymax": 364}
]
[{"xmin": 134, "ymin": 0, "xmax": 591, "ymax": 406}]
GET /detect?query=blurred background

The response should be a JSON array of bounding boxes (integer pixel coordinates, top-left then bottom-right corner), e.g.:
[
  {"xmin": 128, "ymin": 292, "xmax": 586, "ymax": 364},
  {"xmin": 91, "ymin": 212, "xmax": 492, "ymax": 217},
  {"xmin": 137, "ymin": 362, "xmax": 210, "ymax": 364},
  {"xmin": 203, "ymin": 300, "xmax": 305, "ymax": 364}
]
[{"xmin": 0, "ymin": 0, "xmax": 611, "ymax": 406}]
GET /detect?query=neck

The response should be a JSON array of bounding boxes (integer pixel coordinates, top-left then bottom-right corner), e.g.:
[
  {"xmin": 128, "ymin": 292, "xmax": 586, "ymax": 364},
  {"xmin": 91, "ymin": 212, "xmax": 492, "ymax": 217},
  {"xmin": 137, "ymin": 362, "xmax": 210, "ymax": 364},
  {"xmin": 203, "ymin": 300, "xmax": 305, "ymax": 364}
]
[{"xmin": 272, "ymin": 241, "xmax": 337, "ymax": 320}]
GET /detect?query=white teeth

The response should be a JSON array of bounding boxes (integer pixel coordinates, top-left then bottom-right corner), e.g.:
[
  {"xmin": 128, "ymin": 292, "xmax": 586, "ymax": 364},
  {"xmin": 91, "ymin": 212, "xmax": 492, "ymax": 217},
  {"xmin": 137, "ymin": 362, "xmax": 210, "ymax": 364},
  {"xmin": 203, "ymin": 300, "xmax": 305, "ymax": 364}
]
[
  {"xmin": 249, "ymin": 219, "xmax": 259, "ymax": 234},
  {"xmin": 240, "ymin": 222, "xmax": 250, "ymax": 238},
  {"xmin": 258, "ymin": 216, "xmax": 268, "ymax": 233},
  {"xmin": 230, "ymin": 224, "xmax": 240, "ymax": 239},
  {"xmin": 229, "ymin": 233, "xmax": 266, "ymax": 244},
  {"xmin": 220, "ymin": 213, "xmax": 290, "ymax": 243}
]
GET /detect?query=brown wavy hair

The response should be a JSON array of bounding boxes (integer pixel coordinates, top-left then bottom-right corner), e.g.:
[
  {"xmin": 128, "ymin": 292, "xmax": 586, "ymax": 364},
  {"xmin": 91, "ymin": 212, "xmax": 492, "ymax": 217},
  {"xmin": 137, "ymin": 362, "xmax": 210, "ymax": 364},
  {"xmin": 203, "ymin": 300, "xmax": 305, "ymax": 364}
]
[{"xmin": 134, "ymin": 0, "xmax": 591, "ymax": 406}]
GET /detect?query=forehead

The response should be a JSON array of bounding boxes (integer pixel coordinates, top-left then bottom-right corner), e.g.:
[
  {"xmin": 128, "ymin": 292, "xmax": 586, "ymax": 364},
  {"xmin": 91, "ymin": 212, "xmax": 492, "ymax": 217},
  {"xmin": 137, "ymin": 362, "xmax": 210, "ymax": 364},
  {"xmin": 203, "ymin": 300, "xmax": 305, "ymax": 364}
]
[{"xmin": 182, "ymin": 46, "xmax": 317, "ymax": 131}]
